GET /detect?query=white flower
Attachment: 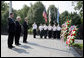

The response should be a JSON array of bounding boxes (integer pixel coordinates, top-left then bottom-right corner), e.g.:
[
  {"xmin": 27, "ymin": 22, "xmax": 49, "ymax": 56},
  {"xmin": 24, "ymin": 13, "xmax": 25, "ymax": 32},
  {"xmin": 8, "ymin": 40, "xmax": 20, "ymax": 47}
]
[
  {"xmin": 71, "ymin": 36, "xmax": 74, "ymax": 39},
  {"xmin": 72, "ymin": 31, "xmax": 75, "ymax": 34}
]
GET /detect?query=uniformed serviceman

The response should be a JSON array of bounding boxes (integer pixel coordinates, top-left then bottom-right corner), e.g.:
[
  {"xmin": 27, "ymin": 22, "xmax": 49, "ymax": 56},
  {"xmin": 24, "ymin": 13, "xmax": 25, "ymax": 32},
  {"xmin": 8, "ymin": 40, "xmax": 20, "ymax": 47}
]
[
  {"xmin": 39, "ymin": 24, "xmax": 43, "ymax": 38},
  {"xmin": 43, "ymin": 24, "xmax": 48, "ymax": 39},
  {"xmin": 15, "ymin": 16, "xmax": 21, "ymax": 45},
  {"xmin": 57, "ymin": 24, "xmax": 61, "ymax": 39},
  {"xmin": 32, "ymin": 22, "xmax": 37, "ymax": 38},
  {"xmin": 8, "ymin": 13, "xmax": 15, "ymax": 49},
  {"xmin": 48, "ymin": 24, "xmax": 52, "ymax": 38},
  {"xmin": 52, "ymin": 24, "xmax": 57, "ymax": 39},
  {"xmin": 23, "ymin": 17, "xmax": 29, "ymax": 43}
]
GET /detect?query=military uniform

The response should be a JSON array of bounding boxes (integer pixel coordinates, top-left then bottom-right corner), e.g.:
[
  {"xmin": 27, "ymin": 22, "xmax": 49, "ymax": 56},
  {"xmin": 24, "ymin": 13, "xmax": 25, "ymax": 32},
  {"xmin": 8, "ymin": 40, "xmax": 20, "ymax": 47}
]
[
  {"xmin": 32, "ymin": 23, "xmax": 37, "ymax": 38},
  {"xmin": 43, "ymin": 24, "xmax": 48, "ymax": 39},
  {"xmin": 57, "ymin": 26, "xmax": 61, "ymax": 39},
  {"xmin": 39, "ymin": 25, "xmax": 43, "ymax": 38},
  {"xmin": 52, "ymin": 25, "xmax": 57, "ymax": 39},
  {"xmin": 48, "ymin": 25, "xmax": 52, "ymax": 38}
]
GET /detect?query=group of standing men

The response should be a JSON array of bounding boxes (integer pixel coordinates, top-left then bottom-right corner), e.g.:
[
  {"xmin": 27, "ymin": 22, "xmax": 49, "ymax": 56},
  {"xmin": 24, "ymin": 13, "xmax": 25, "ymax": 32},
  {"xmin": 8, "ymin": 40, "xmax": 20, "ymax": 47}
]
[
  {"xmin": 32, "ymin": 23, "xmax": 61, "ymax": 39},
  {"xmin": 8, "ymin": 13, "xmax": 29, "ymax": 49}
]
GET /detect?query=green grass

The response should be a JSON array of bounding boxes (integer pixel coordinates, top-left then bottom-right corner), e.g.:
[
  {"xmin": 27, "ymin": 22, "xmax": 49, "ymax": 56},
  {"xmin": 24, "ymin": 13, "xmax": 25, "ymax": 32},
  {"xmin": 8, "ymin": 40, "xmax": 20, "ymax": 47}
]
[{"xmin": 72, "ymin": 43, "xmax": 83, "ymax": 50}]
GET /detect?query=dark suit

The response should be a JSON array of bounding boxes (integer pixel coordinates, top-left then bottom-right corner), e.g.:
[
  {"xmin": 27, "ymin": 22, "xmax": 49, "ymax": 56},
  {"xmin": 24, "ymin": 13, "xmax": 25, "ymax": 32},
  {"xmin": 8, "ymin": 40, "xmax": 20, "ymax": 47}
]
[
  {"xmin": 23, "ymin": 21, "xmax": 29, "ymax": 42},
  {"xmin": 8, "ymin": 18, "xmax": 15, "ymax": 47},
  {"xmin": 15, "ymin": 21, "xmax": 21, "ymax": 45}
]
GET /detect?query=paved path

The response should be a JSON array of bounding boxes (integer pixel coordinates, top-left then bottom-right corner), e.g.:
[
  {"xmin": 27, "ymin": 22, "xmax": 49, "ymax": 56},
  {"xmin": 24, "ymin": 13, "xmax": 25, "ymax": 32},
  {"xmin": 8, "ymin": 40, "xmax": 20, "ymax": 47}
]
[{"xmin": 1, "ymin": 35, "xmax": 81, "ymax": 57}]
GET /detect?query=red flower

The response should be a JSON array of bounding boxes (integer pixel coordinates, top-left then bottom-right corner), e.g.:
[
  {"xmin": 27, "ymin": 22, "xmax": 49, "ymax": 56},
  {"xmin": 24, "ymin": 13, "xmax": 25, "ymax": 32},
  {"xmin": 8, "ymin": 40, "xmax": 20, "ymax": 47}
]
[
  {"xmin": 66, "ymin": 28, "xmax": 68, "ymax": 30},
  {"xmin": 73, "ymin": 30, "xmax": 76, "ymax": 31},
  {"xmin": 67, "ymin": 21, "xmax": 69, "ymax": 23},
  {"xmin": 68, "ymin": 33, "xmax": 70, "ymax": 35},
  {"xmin": 73, "ymin": 34, "xmax": 76, "ymax": 36},
  {"xmin": 67, "ymin": 24, "xmax": 69, "ymax": 25},
  {"xmin": 66, "ymin": 41, "xmax": 68, "ymax": 44},
  {"xmin": 72, "ymin": 39, "xmax": 74, "ymax": 42}
]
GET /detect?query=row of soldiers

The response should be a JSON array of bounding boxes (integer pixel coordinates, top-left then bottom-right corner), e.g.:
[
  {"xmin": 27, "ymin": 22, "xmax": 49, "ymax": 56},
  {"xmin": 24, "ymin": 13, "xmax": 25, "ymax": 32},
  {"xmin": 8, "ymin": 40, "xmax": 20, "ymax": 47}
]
[
  {"xmin": 32, "ymin": 23, "xmax": 61, "ymax": 39},
  {"xmin": 8, "ymin": 13, "xmax": 29, "ymax": 49}
]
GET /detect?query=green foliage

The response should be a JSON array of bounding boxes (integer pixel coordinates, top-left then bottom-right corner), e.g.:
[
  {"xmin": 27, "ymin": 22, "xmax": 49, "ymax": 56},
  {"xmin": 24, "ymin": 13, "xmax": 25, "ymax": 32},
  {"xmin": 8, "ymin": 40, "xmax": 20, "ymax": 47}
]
[
  {"xmin": 28, "ymin": 28, "xmax": 33, "ymax": 34},
  {"xmin": 16, "ymin": 4, "xmax": 30, "ymax": 24},
  {"xmin": 70, "ymin": 12, "xmax": 81, "ymax": 27},
  {"xmin": 72, "ymin": 43, "xmax": 83, "ymax": 50},
  {"xmin": 60, "ymin": 11, "xmax": 81, "ymax": 27},
  {"xmin": 1, "ymin": 1, "xmax": 9, "ymax": 34},
  {"xmin": 27, "ymin": 1, "xmax": 45, "ymax": 27},
  {"xmin": 47, "ymin": 5, "xmax": 57, "ymax": 25},
  {"xmin": 73, "ymin": 1, "xmax": 83, "ymax": 24},
  {"xmin": 59, "ymin": 11, "xmax": 70, "ymax": 25}
]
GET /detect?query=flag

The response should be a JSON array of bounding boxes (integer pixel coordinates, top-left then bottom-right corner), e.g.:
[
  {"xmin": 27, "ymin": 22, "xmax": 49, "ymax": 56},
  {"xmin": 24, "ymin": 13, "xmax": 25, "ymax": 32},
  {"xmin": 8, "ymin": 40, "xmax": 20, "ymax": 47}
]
[
  {"xmin": 57, "ymin": 8, "xmax": 59, "ymax": 24},
  {"xmin": 49, "ymin": 10, "xmax": 51, "ymax": 23},
  {"xmin": 43, "ymin": 9, "xmax": 47, "ymax": 23}
]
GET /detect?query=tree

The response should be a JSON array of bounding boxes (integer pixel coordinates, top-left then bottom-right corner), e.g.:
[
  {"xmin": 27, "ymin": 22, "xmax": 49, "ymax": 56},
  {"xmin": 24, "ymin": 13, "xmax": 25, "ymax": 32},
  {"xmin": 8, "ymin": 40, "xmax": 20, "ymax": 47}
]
[
  {"xmin": 1, "ymin": 1, "xmax": 9, "ymax": 34},
  {"xmin": 16, "ymin": 4, "xmax": 30, "ymax": 24},
  {"xmin": 47, "ymin": 5, "xmax": 57, "ymax": 25},
  {"xmin": 70, "ymin": 12, "xmax": 81, "ymax": 27},
  {"xmin": 1, "ymin": 1, "xmax": 18, "ymax": 34},
  {"xmin": 27, "ymin": 1, "xmax": 45, "ymax": 27},
  {"xmin": 72, "ymin": 1, "xmax": 83, "ymax": 24},
  {"xmin": 1, "ymin": 1, "xmax": 9, "ymax": 13},
  {"xmin": 59, "ymin": 11, "xmax": 70, "ymax": 25}
]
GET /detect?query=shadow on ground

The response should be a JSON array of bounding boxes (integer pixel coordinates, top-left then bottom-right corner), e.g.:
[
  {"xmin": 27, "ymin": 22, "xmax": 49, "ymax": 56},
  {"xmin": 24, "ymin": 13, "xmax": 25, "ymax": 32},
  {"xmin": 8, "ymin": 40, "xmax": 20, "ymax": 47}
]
[
  {"xmin": 28, "ymin": 42, "xmax": 69, "ymax": 53},
  {"xmin": 12, "ymin": 48, "xmax": 29, "ymax": 54},
  {"xmin": 19, "ymin": 45, "xmax": 33, "ymax": 49},
  {"xmin": 27, "ymin": 42, "xmax": 80, "ymax": 57}
]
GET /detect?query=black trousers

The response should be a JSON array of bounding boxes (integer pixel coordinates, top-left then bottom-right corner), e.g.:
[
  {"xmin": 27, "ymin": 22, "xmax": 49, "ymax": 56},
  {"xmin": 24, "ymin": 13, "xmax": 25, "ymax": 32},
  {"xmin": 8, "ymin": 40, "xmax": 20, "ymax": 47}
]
[
  {"xmin": 15, "ymin": 33, "xmax": 20, "ymax": 44},
  {"xmin": 53, "ymin": 31, "xmax": 57, "ymax": 39},
  {"xmin": 23, "ymin": 31, "xmax": 28, "ymax": 42},
  {"xmin": 44, "ymin": 30, "xmax": 47, "ymax": 38},
  {"xmin": 8, "ymin": 32, "xmax": 15, "ymax": 47},
  {"xmin": 33, "ymin": 29, "xmax": 36, "ymax": 38},
  {"xmin": 57, "ymin": 31, "xmax": 60, "ymax": 39},
  {"xmin": 40, "ymin": 30, "xmax": 43, "ymax": 38},
  {"xmin": 48, "ymin": 30, "xmax": 52, "ymax": 38}
]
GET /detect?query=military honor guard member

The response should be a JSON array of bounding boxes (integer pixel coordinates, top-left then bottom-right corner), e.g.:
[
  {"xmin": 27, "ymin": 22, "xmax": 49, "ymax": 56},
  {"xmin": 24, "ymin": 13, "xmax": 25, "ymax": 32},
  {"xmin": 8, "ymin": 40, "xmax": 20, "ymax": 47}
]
[
  {"xmin": 57, "ymin": 24, "xmax": 61, "ymax": 39},
  {"xmin": 52, "ymin": 24, "xmax": 57, "ymax": 39},
  {"xmin": 48, "ymin": 24, "xmax": 52, "ymax": 38},
  {"xmin": 43, "ymin": 24, "xmax": 48, "ymax": 39},
  {"xmin": 15, "ymin": 16, "xmax": 21, "ymax": 45},
  {"xmin": 23, "ymin": 17, "xmax": 29, "ymax": 43},
  {"xmin": 8, "ymin": 13, "xmax": 15, "ymax": 49},
  {"xmin": 39, "ymin": 24, "xmax": 44, "ymax": 38},
  {"xmin": 32, "ymin": 22, "xmax": 37, "ymax": 38}
]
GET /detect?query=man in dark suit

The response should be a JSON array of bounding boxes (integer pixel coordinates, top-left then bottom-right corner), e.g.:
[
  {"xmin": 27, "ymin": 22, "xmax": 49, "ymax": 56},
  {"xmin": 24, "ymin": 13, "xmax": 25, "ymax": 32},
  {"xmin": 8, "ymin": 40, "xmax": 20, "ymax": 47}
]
[
  {"xmin": 15, "ymin": 16, "xmax": 21, "ymax": 46},
  {"xmin": 23, "ymin": 17, "xmax": 29, "ymax": 43},
  {"xmin": 8, "ymin": 13, "xmax": 15, "ymax": 49}
]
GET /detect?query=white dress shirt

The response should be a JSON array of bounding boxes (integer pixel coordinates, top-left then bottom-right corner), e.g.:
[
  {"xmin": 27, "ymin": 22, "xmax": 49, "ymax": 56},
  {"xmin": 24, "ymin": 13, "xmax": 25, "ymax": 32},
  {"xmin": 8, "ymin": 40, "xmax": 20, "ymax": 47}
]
[
  {"xmin": 53, "ymin": 26, "xmax": 57, "ymax": 31},
  {"xmin": 48, "ymin": 25, "xmax": 52, "ymax": 30},
  {"xmin": 57, "ymin": 26, "xmax": 61, "ymax": 31},
  {"xmin": 32, "ymin": 23, "xmax": 37, "ymax": 30},
  {"xmin": 39, "ymin": 25, "xmax": 43, "ymax": 31},
  {"xmin": 44, "ymin": 25, "xmax": 47, "ymax": 30}
]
